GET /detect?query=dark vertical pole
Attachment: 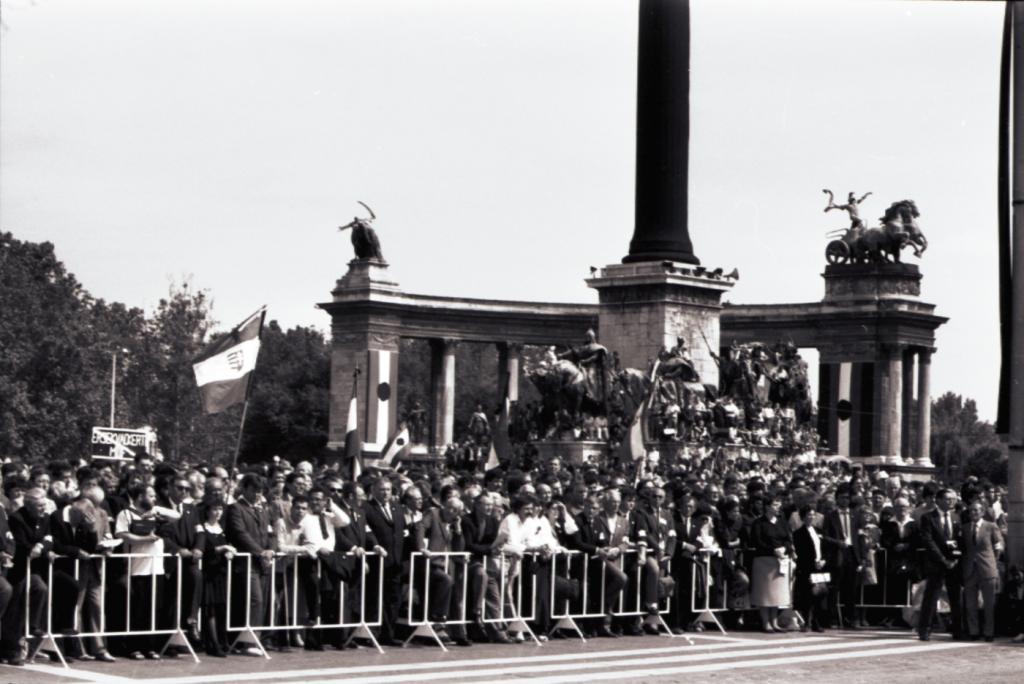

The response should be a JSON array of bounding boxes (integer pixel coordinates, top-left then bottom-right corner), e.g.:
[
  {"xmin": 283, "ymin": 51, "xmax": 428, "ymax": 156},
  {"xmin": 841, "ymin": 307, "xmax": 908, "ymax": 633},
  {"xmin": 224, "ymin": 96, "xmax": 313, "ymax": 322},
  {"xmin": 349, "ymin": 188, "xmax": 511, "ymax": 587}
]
[
  {"xmin": 998, "ymin": 2, "xmax": 1012, "ymax": 434},
  {"xmin": 1008, "ymin": 1, "xmax": 1024, "ymax": 569},
  {"xmin": 624, "ymin": 0, "xmax": 699, "ymax": 265}
]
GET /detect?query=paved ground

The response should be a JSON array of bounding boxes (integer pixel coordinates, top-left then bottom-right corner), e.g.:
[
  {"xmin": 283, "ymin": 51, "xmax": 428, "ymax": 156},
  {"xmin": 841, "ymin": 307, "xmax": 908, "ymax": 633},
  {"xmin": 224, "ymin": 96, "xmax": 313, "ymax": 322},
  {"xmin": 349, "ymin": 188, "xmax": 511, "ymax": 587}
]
[{"xmin": 5, "ymin": 628, "xmax": 1024, "ymax": 684}]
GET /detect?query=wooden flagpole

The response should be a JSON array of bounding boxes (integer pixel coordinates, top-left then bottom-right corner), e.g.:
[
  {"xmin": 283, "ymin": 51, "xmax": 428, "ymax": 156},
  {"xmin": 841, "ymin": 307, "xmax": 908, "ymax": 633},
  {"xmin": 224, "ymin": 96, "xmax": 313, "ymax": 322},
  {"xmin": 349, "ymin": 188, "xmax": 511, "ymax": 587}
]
[
  {"xmin": 230, "ymin": 305, "xmax": 266, "ymax": 468},
  {"xmin": 232, "ymin": 400, "xmax": 249, "ymax": 468}
]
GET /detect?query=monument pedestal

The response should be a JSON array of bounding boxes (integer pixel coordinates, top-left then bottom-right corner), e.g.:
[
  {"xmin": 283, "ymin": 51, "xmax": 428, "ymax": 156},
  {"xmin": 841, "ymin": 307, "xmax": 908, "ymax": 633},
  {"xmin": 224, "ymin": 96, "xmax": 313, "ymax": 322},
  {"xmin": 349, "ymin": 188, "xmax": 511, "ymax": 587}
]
[
  {"xmin": 533, "ymin": 440, "xmax": 607, "ymax": 466},
  {"xmin": 332, "ymin": 258, "xmax": 399, "ymax": 297},
  {"xmin": 586, "ymin": 262, "xmax": 734, "ymax": 387},
  {"xmin": 324, "ymin": 259, "xmax": 402, "ymax": 456},
  {"xmin": 822, "ymin": 262, "xmax": 922, "ymax": 302}
]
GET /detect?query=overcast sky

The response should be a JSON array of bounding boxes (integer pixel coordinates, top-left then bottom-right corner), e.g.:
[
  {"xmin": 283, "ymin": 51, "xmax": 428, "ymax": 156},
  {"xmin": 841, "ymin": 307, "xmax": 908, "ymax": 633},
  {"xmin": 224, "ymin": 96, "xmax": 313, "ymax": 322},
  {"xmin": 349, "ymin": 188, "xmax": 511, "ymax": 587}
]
[{"xmin": 0, "ymin": 0, "xmax": 1006, "ymax": 419}]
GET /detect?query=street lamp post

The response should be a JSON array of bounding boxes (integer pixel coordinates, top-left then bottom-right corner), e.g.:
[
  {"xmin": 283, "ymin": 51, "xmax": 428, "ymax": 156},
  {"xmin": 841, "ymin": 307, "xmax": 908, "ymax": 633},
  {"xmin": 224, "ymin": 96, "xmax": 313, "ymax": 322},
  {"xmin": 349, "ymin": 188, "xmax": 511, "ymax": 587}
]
[{"xmin": 110, "ymin": 348, "xmax": 129, "ymax": 428}]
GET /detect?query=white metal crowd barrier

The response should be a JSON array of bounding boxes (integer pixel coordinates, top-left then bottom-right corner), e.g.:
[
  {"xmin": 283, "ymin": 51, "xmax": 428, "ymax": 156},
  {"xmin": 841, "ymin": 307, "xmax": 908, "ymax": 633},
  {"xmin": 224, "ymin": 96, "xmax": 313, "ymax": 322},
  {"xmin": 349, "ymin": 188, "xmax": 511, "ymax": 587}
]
[
  {"xmin": 23, "ymin": 553, "xmax": 197, "ymax": 669},
  {"xmin": 548, "ymin": 549, "xmax": 605, "ymax": 640},
  {"xmin": 402, "ymin": 550, "xmax": 471, "ymax": 651},
  {"xmin": 690, "ymin": 548, "xmax": 728, "ymax": 635},
  {"xmin": 225, "ymin": 550, "xmax": 384, "ymax": 658},
  {"xmin": 856, "ymin": 547, "xmax": 913, "ymax": 609},
  {"xmin": 478, "ymin": 551, "xmax": 541, "ymax": 646},
  {"xmin": 547, "ymin": 548, "xmax": 686, "ymax": 643}
]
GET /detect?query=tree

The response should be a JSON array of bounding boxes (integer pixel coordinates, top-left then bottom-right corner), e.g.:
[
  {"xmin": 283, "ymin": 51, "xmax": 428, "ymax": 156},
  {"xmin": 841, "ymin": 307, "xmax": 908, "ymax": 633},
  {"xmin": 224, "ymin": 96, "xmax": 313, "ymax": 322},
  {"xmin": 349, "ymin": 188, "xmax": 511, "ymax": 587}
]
[
  {"xmin": 930, "ymin": 392, "xmax": 1008, "ymax": 484},
  {"xmin": 239, "ymin": 321, "xmax": 330, "ymax": 462},
  {"xmin": 0, "ymin": 232, "xmax": 106, "ymax": 460},
  {"xmin": 0, "ymin": 232, "xmax": 330, "ymax": 466},
  {"xmin": 126, "ymin": 282, "xmax": 239, "ymax": 463}
]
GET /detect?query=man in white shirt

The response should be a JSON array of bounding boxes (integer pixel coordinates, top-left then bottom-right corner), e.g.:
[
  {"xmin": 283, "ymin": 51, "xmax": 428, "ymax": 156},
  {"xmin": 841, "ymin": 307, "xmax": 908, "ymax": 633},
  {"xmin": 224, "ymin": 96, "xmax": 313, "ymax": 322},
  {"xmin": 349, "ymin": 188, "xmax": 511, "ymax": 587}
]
[
  {"xmin": 297, "ymin": 487, "xmax": 350, "ymax": 646},
  {"xmin": 115, "ymin": 484, "xmax": 180, "ymax": 660}
]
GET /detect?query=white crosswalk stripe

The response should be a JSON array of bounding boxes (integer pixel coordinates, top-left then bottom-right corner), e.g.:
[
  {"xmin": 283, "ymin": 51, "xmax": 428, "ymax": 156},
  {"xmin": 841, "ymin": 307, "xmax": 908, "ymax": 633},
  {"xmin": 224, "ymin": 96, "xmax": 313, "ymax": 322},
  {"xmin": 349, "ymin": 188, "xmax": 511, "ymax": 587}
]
[{"xmin": 65, "ymin": 633, "xmax": 978, "ymax": 684}]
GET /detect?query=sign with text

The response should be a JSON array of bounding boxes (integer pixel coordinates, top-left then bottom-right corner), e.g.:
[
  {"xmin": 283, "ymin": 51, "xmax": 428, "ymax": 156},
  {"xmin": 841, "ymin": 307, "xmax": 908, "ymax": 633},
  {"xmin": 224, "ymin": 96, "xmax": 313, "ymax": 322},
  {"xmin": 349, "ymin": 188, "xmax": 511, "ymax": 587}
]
[{"xmin": 90, "ymin": 427, "xmax": 157, "ymax": 461}]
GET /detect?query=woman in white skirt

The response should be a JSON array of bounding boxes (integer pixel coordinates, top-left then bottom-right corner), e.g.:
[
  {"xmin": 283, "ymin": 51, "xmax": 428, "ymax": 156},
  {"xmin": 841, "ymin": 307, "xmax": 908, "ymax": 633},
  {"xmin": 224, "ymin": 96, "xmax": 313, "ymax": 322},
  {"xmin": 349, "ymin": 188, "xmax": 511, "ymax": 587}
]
[{"xmin": 748, "ymin": 494, "xmax": 794, "ymax": 632}]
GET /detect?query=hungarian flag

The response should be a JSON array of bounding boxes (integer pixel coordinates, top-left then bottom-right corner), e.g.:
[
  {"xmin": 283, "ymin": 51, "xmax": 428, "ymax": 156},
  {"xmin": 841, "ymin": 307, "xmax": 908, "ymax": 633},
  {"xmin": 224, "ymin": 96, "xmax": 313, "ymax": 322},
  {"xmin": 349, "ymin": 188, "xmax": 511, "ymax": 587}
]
[
  {"xmin": 192, "ymin": 308, "xmax": 266, "ymax": 414},
  {"xmin": 380, "ymin": 425, "xmax": 410, "ymax": 466},
  {"xmin": 615, "ymin": 359, "xmax": 660, "ymax": 462},
  {"xmin": 345, "ymin": 376, "xmax": 364, "ymax": 480},
  {"xmin": 615, "ymin": 403, "xmax": 646, "ymax": 462},
  {"xmin": 486, "ymin": 396, "xmax": 512, "ymax": 471}
]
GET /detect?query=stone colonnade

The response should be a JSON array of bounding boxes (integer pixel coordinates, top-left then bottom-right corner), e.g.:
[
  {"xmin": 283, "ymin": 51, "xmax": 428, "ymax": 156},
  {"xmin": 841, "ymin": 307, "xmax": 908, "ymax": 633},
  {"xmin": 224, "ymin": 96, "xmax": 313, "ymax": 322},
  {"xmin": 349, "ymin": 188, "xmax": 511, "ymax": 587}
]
[
  {"xmin": 875, "ymin": 345, "xmax": 933, "ymax": 465},
  {"xmin": 817, "ymin": 344, "xmax": 937, "ymax": 468},
  {"xmin": 426, "ymin": 339, "xmax": 523, "ymax": 450}
]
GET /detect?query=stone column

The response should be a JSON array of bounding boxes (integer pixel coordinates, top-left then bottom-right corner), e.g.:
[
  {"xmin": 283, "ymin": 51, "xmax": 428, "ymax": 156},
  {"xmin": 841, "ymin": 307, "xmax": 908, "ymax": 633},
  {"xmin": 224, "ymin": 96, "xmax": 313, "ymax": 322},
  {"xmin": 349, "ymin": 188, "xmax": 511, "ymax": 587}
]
[
  {"xmin": 430, "ymin": 339, "xmax": 458, "ymax": 450},
  {"xmin": 327, "ymin": 330, "xmax": 399, "ymax": 455},
  {"xmin": 625, "ymin": 0, "xmax": 698, "ymax": 265},
  {"xmin": 901, "ymin": 348, "xmax": 915, "ymax": 463},
  {"xmin": 873, "ymin": 346, "xmax": 902, "ymax": 463},
  {"xmin": 916, "ymin": 349, "xmax": 933, "ymax": 466},
  {"xmin": 323, "ymin": 259, "xmax": 402, "ymax": 456},
  {"xmin": 497, "ymin": 342, "xmax": 522, "ymax": 404}
]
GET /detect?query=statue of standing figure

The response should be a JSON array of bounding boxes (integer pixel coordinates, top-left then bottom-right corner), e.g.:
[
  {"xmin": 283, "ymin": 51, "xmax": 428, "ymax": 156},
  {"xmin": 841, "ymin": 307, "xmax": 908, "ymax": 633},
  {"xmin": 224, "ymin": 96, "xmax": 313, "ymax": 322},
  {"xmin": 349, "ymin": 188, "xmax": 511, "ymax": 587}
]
[
  {"xmin": 338, "ymin": 201, "xmax": 385, "ymax": 261},
  {"xmin": 823, "ymin": 189, "xmax": 872, "ymax": 232},
  {"xmin": 557, "ymin": 329, "xmax": 609, "ymax": 403}
]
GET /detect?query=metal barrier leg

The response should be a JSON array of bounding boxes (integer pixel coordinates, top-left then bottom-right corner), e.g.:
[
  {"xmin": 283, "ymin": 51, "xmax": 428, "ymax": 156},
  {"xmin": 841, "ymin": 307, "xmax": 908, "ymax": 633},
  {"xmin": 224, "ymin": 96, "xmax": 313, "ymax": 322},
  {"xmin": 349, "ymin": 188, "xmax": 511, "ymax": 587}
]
[
  {"xmin": 402, "ymin": 556, "xmax": 447, "ymax": 651},
  {"xmin": 496, "ymin": 557, "xmax": 540, "ymax": 646},
  {"xmin": 694, "ymin": 609, "xmax": 728, "ymax": 635},
  {"xmin": 548, "ymin": 615, "xmax": 586, "ymax": 641},
  {"xmin": 643, "ymin": 612, "xmax": 692, "ymax": 642},
  {"xmin": 690, "ymin": 559, "xmax": 727, "ymax": 636},
  {"xmin": 548, "ymin": 555, "xmax": 586, "ymax": 642},
  {"xmin": 28, "ymin": 564, "xmax": 68, "ymax": 668},
  {"xmin": 160, "ymin": 557, "xmax": 200, "ymax": 663},
  {"xmin": 404, "ymin": 622, "xmax": 447, "ymax": 651},
  {"xmin": 342, "ymin": 555, "xmax": 384, "ymax": 654},
  {"xmin": 228, "ymin": 557, "xmax": 271, "ymax": 659},
  {"xmin": 161, "ymin": 630, "xmax": 200, "ymax": 663},
  {"xmin": 28, "ymin": 633, "xmax": 67, "ymax": 667}
]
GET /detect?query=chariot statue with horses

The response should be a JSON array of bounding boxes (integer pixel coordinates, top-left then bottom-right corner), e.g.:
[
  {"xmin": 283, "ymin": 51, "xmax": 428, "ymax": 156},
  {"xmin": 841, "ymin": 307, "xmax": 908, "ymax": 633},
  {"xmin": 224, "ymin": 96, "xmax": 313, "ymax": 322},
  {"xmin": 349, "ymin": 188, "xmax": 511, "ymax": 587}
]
[{"xmin": 822, "ymin": 190, "xmax": 927, "ymax": 265}]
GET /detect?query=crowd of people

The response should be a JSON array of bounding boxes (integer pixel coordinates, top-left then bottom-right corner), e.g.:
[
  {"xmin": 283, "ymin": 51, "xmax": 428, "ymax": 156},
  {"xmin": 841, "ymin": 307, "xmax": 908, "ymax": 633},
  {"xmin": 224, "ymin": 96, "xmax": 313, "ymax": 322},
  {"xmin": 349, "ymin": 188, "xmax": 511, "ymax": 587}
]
[{"xmin": 0, "ymin": 446, "xmax": 1020, "ymax": 668}]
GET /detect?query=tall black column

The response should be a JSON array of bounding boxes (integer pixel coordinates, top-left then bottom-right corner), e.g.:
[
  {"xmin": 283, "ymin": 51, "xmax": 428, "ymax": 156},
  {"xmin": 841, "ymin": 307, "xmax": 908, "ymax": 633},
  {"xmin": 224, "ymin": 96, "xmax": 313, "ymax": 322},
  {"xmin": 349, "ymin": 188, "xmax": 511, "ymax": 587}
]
[{"xmin": 624, "ymin": 0, "xmax": 699, "ymax": 265}]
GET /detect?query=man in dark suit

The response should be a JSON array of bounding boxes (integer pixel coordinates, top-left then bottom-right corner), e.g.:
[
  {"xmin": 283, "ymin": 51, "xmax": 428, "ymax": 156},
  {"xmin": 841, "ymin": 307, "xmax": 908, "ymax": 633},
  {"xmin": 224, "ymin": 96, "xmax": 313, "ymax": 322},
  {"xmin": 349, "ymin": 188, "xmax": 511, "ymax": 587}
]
[
  {"xmin": 0, "ymin": 498, "xmax": 26, "ymax": 665},
  {"xmin": 603, "ymin": 488, "xmax": 643, "ymax": 635},
  {"xmin": 50, "ymin": 489, "xmax": 118, "ymax": 661},
  {"xmin": 461, "ymin": 492, "xmax": 511, "ymax": 643},
  {"xmin": 335, "ymin": 482, "xmax": 382, "ymax": 575},
  {"xmin": 961, "ymin": 500, "xmax": 1003, "ymax": 641},
  {"xmin": 670, "ymin": 494, "xmax": 700, "ymax": 631},
  {"xmin": 10, "ymin": 488, "xmax": 81, "ymax": 659},
  {"xmin": 157, "ymin": 474, "xmax": 203, "ymax": 644},
  {"xmin": 363, "ymin": 477, "xmax": 404, "ymax": 646},
  {"xmin": 415, "ymin": 497, "xmax": 470, "ymax": 645},
  {"xmin": 225, "ymin": 473, "xmax": 276, "ymax": 656},
  {"xmin": 335, "ymin": 481, "xmax": 386, "ymax": 641},
  {"xmin": 917, "ymin": 488, "xmax": 963, "ymax": 641},
  {"xmin": 632, "ymin": 487, "xmax": 676, "ymax": 633},
  {"xmin": 570, "ymin": 494, "xmax": 626, "ymax": 637},
  {"xmin": 822, "ymin": 485, "xmax": 861, "ymax": 627},
  {"xmin": 793, "ymin": 505, "xmax": 830, "ymax": 632}
]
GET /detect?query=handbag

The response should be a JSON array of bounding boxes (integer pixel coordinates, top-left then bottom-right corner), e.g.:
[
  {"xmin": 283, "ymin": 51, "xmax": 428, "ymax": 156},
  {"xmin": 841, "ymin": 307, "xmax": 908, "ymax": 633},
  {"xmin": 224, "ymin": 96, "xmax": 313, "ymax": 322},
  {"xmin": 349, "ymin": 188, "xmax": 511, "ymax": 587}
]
[{"xmin": 810, "ymin": 572, "xmax": 831, "ymax": 597}]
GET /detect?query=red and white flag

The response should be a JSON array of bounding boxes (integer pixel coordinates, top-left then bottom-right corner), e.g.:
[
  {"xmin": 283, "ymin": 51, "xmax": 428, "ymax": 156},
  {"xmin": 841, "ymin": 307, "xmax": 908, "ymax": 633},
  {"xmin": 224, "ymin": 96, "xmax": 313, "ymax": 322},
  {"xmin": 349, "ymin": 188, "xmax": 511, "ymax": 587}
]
[
  {"xmin": 345, "ymin": 378, "xmax": 364, "ymax": 480},
  {"xmin": 486, "ymin": 396, "xmax": 512, "ymax": 471},
  {"xmin": 380, "ymin": 425, "xmax": 410, "ymax": 467},
  {"xmin": 192, "ymin": 308, "xmax": 265, "ymax": 414}
]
